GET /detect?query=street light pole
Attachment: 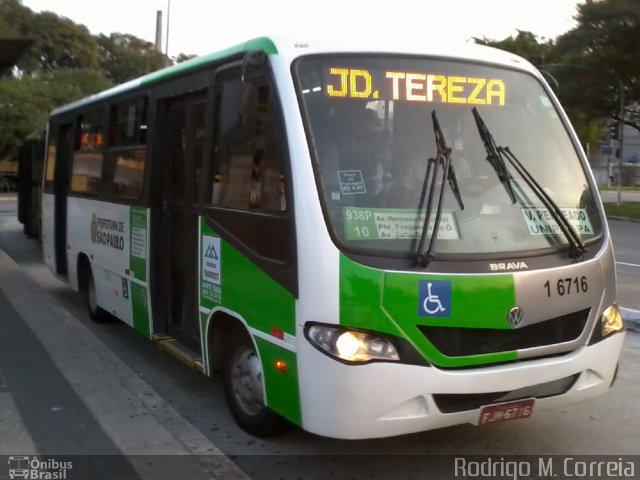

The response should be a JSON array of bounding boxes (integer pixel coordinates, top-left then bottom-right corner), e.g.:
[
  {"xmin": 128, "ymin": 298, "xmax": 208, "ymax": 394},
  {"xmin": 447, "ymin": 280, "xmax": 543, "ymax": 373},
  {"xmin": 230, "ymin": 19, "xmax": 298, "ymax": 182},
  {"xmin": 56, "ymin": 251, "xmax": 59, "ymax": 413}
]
[{"xmin": 617, "ymin": 78, "xmax": 625, "ymax": 205}]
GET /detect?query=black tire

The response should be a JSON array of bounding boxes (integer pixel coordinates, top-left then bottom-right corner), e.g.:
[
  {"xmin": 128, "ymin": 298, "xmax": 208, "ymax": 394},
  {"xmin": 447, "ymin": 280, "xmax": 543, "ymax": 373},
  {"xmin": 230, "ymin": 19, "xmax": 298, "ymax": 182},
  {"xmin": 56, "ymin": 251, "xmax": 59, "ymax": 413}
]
[
  {"xmin": 222, "ymin": 328, "xmax": 285, "ymax": 437},
  {"xmin": 84, "ymin": 266, "xmax": 110, "ymax": 323}
]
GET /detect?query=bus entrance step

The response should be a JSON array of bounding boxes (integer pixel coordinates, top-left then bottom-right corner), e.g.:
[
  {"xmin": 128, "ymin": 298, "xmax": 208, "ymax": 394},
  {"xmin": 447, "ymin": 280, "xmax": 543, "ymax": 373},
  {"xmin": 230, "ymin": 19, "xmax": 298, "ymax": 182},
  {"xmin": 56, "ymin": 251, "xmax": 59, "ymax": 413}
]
[{"xmin": 153, "ymin": 335, "xmax": 203, "ymax": 372}]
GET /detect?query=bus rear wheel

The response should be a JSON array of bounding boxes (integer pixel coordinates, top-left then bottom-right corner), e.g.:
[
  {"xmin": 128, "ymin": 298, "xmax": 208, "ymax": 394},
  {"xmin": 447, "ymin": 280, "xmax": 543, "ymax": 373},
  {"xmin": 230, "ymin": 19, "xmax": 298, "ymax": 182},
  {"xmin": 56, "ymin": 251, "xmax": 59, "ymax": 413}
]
[
  {"xmin": 83, "ymin": 265, "xmax": 109, "ymax": 323},
  {"xmin": 222, "ymin": 328, "xmax": 285, "ymax": 437}
]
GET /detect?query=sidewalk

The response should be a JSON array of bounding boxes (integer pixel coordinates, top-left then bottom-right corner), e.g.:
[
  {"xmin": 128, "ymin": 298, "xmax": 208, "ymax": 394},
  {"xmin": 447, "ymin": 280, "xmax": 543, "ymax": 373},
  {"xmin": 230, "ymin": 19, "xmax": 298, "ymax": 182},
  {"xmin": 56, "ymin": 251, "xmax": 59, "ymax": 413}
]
[
  {"xmin": 599, "ymin": 189, "xmax": 640, "ymax": 203},
  {"xmin": 0, "ymin": 248, "xmax": 249, "ymax": 480}
]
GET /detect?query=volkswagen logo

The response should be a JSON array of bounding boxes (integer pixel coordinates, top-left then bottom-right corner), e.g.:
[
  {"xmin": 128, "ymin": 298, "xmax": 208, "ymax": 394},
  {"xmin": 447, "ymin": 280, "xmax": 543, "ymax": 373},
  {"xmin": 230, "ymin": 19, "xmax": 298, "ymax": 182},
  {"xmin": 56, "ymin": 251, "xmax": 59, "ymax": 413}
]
[{"xmin": 508, "ymin": 306, "xmax": 525, "ymax": 328}]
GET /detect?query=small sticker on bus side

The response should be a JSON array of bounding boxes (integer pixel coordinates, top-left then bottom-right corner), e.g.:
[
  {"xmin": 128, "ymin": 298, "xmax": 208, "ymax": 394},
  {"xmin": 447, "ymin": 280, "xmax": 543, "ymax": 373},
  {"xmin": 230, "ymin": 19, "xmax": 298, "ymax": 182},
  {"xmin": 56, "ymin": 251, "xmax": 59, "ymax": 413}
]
[
  {"xmin": 338, "ymin": 170, "xmax": 367, "ymax": 195},
  {"xmin": 122, "ymin": 277, "xmax": 129, "ymax": 299},
  {"xmin": 202, "ymin": 235, "xmax": 221, "ymax": 286}
]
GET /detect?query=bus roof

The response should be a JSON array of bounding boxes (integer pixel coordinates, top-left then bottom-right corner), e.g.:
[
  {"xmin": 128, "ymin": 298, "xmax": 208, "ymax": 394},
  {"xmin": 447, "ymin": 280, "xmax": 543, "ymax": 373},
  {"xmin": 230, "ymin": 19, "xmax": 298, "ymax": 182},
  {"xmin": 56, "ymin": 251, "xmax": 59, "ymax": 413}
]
[
  {"xmin": 50, "ymin": 37, "xmax": 278, "ymax": 117},
  {"xmin": 50, "ymin": 35, "xmax": 535, "ymax": 117}
]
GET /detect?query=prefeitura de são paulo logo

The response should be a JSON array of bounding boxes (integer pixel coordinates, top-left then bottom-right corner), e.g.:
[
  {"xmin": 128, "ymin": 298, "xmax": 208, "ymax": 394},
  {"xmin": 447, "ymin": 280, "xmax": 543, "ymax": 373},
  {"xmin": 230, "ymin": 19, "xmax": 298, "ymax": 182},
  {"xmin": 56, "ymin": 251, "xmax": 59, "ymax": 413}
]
[
  {"xmin": 8, "ymin": 456, "xmax": 72, "ymax": 479},
  {"xmin": 90, "ymin": 213, "xmax": 98, "ymax": 243}
]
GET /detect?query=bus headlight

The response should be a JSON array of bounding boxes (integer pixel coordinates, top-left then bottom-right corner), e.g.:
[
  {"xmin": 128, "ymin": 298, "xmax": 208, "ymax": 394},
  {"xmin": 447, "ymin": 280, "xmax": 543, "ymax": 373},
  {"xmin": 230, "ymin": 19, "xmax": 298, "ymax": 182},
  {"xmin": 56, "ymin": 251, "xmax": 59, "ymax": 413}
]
[
  {"xmin": 601, "ymin": 304, "xmax": 624, "ymax": 337},
  {"xmin": 305, "ymin": 324, "xmax": 400, "ymax": 363}
]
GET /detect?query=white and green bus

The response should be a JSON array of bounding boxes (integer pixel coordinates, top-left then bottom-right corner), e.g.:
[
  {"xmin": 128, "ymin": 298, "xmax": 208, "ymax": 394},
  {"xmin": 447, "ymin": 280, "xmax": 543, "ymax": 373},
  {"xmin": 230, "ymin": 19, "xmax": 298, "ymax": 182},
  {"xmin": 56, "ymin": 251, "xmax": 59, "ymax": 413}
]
[{"xmin": 41, "ymin": 37, "xmax": 625, "ymax": 439}]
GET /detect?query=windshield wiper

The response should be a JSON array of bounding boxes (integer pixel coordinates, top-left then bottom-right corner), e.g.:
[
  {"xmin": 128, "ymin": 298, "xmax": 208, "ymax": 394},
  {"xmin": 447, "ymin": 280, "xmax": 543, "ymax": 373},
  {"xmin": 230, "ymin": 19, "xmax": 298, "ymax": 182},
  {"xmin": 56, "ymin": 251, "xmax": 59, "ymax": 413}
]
[
  {"xmin": 472, "ymin": 107, "xmax": 517, "ymax": 203},
  {"xmin": 413, "ymin": 111, "xmax": 465, "ymax": 268},
  {"xmin": 471, "ymin": 107, "xmax": 585, "ymax": 258}
]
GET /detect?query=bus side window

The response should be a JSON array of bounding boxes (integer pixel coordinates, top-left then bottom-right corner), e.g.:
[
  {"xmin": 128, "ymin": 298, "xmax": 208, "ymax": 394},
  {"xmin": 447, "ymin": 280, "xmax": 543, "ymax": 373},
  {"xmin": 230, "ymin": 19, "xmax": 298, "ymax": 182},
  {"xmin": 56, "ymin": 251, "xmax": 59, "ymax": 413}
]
[
  {"xmin": 70, "ymin": 110, "xmax": 105, "ymax": 195},
  {"xmin": 211, "ymin": 73, "xmax": 285, "ymax": 213},
  {"xmin": 104, "ymin": 98, "xmax": 148, "ymax": 199},
  {"xmin": 43, "ymin": 125, "xmax": 58, "ymax": 194}
]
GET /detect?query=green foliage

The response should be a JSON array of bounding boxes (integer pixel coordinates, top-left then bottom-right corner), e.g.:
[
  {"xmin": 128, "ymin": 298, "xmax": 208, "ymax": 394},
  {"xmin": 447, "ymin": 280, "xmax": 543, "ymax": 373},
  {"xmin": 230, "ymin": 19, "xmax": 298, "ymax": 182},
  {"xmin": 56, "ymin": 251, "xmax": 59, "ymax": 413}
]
[
  {"xmin": 550, "ymin": 0, "xmax": 640, "ymax": 129},
  {"xmin": 475, "ymin": 0, "xmax": 640, "ymax": 146},
  {"xmin": 0, "ymin": 0, "xmax": 189, "ymax": 159},
  {"xmin": 174, "ymin": 53, "xmax": 197, "ymax": 64},
  {"xmin": 603, "ymin": 202, "xmax": 640, "ymax": 220},
  {"xmin": 0, "ymin": 70, "xmax": 112, "ymax": 158},
  {"xmin": 98, "ymin": 33, "xmax": 170, "ymax": 84},
  {"xmin": 25, "ymin": 11, "xmax": 100, "ymax": 72},
  {"xmin": 1, "ymin": 1, "xmax": 100, "ymax": 73},
  {"xmin": 0, "ymin": 0, "xmax": 32, "ymax": 36},
  {"xmin": 474, "ymin": 30, "xmax": 555, "ymax": 65}
]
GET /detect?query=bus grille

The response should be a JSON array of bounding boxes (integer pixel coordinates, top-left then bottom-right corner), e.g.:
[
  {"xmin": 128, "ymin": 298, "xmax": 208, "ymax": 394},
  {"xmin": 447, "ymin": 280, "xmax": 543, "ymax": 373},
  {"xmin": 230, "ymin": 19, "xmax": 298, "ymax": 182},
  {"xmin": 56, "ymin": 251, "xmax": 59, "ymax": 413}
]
[
  {"xmin": 433, "ymin": 374, "xmax": 579, "ymax": 413},
  {"xmin": 418, "ymin": 308, "xmax": 590, "ymax": 357}
]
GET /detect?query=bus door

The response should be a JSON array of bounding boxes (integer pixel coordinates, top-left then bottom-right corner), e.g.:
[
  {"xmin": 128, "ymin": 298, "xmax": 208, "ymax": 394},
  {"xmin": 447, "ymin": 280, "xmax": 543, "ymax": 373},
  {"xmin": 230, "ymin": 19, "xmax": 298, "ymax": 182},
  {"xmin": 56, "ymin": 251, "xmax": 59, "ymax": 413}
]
[
  {"xmin": 53, "ymin": 123, "xmax": 73, "ymax": 276},
  {"xmin": 160, "ymin": 94, "xmax": 207, "ymax": 351}
]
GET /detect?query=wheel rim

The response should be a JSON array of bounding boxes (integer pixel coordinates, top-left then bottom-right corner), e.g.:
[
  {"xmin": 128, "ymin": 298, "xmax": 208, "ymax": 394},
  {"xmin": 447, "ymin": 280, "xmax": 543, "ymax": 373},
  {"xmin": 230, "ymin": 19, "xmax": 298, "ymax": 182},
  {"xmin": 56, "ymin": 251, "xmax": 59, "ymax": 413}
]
[{"xmin": 230, "ymin": 346, "xmax": 265, "ymax": 417}]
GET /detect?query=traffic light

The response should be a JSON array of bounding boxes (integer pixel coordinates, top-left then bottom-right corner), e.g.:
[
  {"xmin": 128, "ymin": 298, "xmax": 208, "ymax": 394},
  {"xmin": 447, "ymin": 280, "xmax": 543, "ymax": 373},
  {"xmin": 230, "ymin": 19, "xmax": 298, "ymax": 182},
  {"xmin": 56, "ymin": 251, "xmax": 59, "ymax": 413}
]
[{"xmin": 609, "ymin": 120, "xmax": 619, "ymax": 140}]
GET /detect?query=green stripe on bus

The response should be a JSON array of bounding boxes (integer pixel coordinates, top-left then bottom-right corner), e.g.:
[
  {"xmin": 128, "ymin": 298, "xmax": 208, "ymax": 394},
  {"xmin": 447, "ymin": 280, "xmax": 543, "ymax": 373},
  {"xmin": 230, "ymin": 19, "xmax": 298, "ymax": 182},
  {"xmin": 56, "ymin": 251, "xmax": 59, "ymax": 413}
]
[
  {"xmin": 255, "ymin": 337, "xmax": 301, "ymax": 426},
  {"xmin": 130, "ymin": 207, "xmax": 147, "ymax": 283},
  {"xmin": 339, "ymin": 254, "xmax": 518, "ymax": 368},
  {"xmin": 141, "ymin": 37, "xmax": 278, "ymax": 88},
  {"xmin": 199, "ymin": 219, "xmax": 295, "ymax": 336},
  {"xmin": 131, "ymin": 283, "xmax": 150, "ymax": 338},
  {"xmin": 199, "ymin": 219, "xmax": 298, "ymax": 419},
  {"xmin": 130, "ymin": 206, "xmax": 150, "ymax": 337}
]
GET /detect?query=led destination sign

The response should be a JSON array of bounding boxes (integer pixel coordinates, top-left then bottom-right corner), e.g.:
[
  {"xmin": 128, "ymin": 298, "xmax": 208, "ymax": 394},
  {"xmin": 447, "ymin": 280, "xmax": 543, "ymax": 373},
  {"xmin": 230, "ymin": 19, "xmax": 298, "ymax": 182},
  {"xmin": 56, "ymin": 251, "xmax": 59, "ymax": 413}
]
[{"xmin": 326, "ymin": 67, "xmax": 506, "ymax": 105}]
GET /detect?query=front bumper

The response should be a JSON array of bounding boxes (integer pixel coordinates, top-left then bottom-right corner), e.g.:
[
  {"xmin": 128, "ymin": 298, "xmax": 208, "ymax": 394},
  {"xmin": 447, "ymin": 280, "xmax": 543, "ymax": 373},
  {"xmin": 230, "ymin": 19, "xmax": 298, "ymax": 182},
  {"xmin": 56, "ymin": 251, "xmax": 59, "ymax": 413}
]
[{"xmin": 297, "ymin": 331, "xmax": 625, "ymax": 439}]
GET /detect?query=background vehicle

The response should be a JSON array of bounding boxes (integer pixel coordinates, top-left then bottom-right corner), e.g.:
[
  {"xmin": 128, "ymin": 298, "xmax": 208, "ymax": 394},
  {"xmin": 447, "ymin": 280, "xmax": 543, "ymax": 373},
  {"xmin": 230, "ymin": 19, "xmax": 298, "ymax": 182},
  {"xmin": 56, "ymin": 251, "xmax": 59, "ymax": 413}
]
[
  {"xmin": 0, "ymin": 159, "xmax": 18, "ymax": 192},
  {"xmin": 41, "ymin": 37, "xmax": 625, "ymax": 439}
]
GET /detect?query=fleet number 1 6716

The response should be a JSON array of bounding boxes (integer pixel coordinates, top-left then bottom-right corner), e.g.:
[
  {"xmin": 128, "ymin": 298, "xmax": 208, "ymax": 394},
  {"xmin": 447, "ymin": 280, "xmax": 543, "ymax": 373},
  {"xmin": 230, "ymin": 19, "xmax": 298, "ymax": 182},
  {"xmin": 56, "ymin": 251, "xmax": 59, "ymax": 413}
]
[{"xmin": 544, "ymin": 276, "xmax": 588, "ymax": 298}]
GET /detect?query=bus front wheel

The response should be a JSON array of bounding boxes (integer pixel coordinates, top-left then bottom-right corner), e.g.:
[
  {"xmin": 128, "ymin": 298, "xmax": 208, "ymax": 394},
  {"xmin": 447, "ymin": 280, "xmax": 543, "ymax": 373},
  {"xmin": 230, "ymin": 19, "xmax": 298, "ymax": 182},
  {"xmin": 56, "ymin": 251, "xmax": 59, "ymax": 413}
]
[
  {"xmin": 83, "ymin": 265, "xmax": 109, "ymax": 323},
  {"xmin": 222, "ymin": 328, "xmax": 284, "ymax": 437}
]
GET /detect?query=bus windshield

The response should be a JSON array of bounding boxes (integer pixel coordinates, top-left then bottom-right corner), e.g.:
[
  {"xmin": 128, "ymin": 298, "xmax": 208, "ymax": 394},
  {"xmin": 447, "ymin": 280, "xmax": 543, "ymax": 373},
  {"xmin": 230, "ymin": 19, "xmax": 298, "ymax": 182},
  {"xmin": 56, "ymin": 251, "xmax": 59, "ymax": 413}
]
[{"xmin": 294, "ymin": 55, "xmax": 603, "ymax": 258}]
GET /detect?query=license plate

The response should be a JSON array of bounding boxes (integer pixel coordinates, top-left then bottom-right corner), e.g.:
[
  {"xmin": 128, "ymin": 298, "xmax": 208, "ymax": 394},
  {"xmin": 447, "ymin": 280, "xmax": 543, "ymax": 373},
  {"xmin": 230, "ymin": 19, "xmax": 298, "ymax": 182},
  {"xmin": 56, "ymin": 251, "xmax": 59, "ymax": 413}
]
[{"xmin": 478, "ymin": 398, "xmax": 535, "ymax": 425}]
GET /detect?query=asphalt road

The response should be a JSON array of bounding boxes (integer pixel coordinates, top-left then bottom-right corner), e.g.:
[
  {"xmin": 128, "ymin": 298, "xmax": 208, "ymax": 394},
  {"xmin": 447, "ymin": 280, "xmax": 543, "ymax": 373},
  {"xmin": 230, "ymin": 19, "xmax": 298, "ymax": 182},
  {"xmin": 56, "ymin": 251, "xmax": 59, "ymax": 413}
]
[
  {"xmin": 609, "ymin": 219, "xmax": 640, "ymax": 311},
  {"xmin": 1, "ymin": 194, "xmax": 638, "ymax": 479}
]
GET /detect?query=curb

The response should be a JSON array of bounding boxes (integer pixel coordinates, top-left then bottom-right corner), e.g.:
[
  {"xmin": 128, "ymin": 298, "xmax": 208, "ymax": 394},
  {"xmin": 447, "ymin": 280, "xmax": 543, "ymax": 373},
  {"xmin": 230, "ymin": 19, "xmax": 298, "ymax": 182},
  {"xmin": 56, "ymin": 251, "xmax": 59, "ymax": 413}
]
[
  {"xmin": 606, "ymin": 215, "xmax": 640, "ymax": 223},
  {"xmin": 0, "ymin": 248, "xmax": 249, "ymax": 480}
]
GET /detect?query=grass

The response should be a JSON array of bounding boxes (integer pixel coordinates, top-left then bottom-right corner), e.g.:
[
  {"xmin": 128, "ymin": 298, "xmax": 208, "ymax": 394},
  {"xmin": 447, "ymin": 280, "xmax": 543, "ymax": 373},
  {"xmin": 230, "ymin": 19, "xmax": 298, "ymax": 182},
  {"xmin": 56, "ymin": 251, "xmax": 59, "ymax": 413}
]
[{"xmin": 603, "ymin": 202, "xmax": 640, "ymax": 220}]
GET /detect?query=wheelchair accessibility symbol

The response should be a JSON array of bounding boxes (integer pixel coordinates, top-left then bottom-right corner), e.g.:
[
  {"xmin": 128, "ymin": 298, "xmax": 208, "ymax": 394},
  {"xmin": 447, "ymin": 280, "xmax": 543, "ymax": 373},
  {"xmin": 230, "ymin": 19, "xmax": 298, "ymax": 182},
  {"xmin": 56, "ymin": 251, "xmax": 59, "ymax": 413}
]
[{"xmin": 418, "ymin": 280, "xmax": 451, "ymax": 317}]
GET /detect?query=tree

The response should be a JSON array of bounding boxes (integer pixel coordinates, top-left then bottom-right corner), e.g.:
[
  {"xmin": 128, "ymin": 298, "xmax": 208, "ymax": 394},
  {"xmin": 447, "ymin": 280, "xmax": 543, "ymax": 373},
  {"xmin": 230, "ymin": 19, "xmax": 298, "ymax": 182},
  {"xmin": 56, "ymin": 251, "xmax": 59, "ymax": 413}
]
[
  {"xmin": 0, "ymin": 69, "xmax": 111, "ymax": 158},
  {"xmin": 22, "ymin": 11, "xmax": 100, "ymax": 73},
  {"xmin": 474, "ymin": 30, "xmax": 555, "ymax": 66},
  {"xmin": 0, "ymin": 0, "xmax": 33, "ymax": 37},
  {"xmin": 552, "ymin": 0, "xmax": 640, "ymax": 130},
  {"xmin": 0, "ymin": 1, "xmax": 183, "ymax": 159},
  {"xmin": 473, "ymin": 1, "xmax": 640, "ymax": 146},
  {"xmin": 98, "ymin": 33, "xmax": 169, "ymax": 84},
  {"xmin": 174, "ymin": 52, "xmax": 196, "ymax": 64},
  {"xmin": 472, "ymin": 30, "xmax": 605, "ymax": 144},
  {"xmin": 1, "ymin": 2, "xmax": 100, "ymax": 74}
]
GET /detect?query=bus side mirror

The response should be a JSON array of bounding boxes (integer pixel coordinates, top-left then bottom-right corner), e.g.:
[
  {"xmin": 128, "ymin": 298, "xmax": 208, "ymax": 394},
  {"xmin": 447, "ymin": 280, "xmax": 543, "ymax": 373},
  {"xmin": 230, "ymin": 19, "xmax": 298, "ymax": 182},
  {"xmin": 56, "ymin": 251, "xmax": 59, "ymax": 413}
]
[{"xmin": 242, "ymin": 51, "xmax": 267, "ymax": 83}]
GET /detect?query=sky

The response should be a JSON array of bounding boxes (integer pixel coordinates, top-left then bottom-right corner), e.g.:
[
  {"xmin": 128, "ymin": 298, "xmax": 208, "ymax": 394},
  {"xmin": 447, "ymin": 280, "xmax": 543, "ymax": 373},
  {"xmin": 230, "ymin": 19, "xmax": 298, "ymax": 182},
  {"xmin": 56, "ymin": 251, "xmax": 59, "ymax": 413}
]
[{"xmin": 21, "ymin": 0, "xmax": 583, "ymax": 58}]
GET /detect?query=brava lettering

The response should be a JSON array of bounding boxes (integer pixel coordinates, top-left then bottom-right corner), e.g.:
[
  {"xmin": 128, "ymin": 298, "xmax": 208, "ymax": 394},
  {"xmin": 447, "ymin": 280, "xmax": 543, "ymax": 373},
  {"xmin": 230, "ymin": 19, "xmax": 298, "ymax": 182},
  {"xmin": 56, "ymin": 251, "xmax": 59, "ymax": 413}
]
[{"xmin": 489, "ymin": 261, "xmax": 529, "ymax": 271}]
